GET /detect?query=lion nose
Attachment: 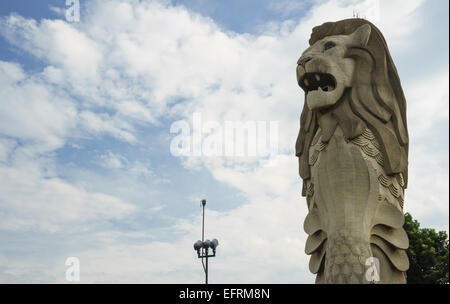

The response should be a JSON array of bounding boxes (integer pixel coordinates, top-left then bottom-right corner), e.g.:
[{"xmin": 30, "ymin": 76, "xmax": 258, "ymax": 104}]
[{"xmin": 298, "ymin": 56, "xmax": 312, "ymax": 67}]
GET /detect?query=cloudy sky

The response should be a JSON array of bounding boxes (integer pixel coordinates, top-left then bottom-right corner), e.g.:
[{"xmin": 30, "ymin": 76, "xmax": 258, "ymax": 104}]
[{"xmin": 0, "ymin": 0, "xmax": 448, "ymax": 283}]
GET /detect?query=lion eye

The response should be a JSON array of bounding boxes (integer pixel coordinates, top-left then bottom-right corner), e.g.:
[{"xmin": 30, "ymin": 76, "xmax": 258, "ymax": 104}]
[{"xmin": 324, "ymin": 42, "xmax": 335, "ymax": 51}]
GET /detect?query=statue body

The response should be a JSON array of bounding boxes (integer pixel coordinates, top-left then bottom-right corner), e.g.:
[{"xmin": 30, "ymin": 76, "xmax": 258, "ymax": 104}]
[{"xmin": 296, "ymin": 19, "xmax": 409, "ymax": 284}]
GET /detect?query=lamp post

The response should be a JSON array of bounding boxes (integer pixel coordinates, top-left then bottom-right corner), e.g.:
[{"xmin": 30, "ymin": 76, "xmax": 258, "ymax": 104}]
[{"xmin": 193, "ymin": 199, "xmax": 219, "ymax": 284}]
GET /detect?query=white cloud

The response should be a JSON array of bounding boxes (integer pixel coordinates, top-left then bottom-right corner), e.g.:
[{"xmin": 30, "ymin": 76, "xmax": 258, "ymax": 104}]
[
  {"xmin": 128, "ymin": 160, "xmax": 154, "ymax": 178},
  {"xmin": 0, "ymin": 161, "xmax": 135, "ymax": 233},
  {"xmin": 79, "ymin": 111, "xmax": 137, "ymax": 143},
  {"xmin": 0, "ymin": 15, "xmax": 102, "ymax": 80},
  {"xmin": 98, "ymin": 152, "xmax": 154, "ymax": 178},
  {"xmin": 0, "ymin": 61, "xmax": 138, "ymax": 153},
  {"xmin": 48, "ymin": 6, "xmax": 65, "ymax": 17},
  {"xmin": 405, "ymin": 72, "xmax": 449, "ymax": 139},
  {"xmin": 115, "ymin": 101, "xmax": 156, "ymax": 124},
  {"xmin": 378, "ymin": 0, "xmax": 425, "ymax": 47},
  {"xmin": 0, "ymin": 61, "xmax": 77, "ymax": 153},
  {"xmin": 0, "ymin": 155, "xmax": 312, "ymax": 283},
  {"xmin": 99, "ymin": 151, "xmax": 129, "ymax": 169},
  {"xmin": 403, "ymin": 71, "xmax": 449, "ymax": 229}
]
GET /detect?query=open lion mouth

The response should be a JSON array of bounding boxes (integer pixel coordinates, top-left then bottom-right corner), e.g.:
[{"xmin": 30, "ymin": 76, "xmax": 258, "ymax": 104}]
[{"xmin": 299, "ymin": 73, "xmax": 336, "ymax": 94}]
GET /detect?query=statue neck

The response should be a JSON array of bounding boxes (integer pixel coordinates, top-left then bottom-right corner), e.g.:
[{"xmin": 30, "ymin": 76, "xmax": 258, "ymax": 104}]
[{"xmin": 315, "ymin": 93, "xmax": 366, "ymax": 143}]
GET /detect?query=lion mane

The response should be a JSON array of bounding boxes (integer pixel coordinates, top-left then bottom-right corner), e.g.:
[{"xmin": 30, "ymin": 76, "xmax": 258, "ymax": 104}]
[{"xmin": 295, "ymin": 18, "xmax": 409, "ymax": 194}]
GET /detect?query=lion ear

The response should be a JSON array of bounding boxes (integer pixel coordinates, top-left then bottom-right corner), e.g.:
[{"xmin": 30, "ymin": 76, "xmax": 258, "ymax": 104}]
[{"xmin": 351, "ymin": 24, "xmax": 371, "ymax": 47}]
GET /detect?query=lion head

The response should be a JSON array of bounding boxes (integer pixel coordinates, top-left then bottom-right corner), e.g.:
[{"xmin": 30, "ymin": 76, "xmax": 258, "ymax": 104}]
[{"xmin": 295, "ymin": 19, "xmax": 409, "ymax": 190}]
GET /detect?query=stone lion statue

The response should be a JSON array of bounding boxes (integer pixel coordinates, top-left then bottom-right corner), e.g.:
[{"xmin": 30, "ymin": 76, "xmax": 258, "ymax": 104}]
[{"xmin": 295, "ymin": 19, "xmax": 409, "ymax": 284}]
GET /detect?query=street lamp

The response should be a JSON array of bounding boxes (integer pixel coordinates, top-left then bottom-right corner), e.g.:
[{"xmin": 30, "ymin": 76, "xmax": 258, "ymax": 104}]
[{"xmin": 193, "ymin": 199, "xmax": 219, "ymax": 284}]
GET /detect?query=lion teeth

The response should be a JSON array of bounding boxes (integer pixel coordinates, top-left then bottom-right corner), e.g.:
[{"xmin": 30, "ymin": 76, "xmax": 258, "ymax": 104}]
[
  {"xmin": 315, "ymin": 74, "xmax": 320, "ymax": 81},
  {"xmin": 304, "ymin": 78, "xmax": 309, "ymax": 87}
]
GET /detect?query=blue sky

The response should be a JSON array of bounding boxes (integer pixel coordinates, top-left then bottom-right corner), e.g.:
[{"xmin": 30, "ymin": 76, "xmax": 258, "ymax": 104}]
[{"xmin": 0, "ymin": 0, "xmax": 448, "ymax": 283}]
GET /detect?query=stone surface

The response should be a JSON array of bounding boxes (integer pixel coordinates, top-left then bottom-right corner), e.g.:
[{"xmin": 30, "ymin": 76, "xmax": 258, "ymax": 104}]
[{"xmin": 295, "ymin": 19, "xmax": 409, "ymax": 284}]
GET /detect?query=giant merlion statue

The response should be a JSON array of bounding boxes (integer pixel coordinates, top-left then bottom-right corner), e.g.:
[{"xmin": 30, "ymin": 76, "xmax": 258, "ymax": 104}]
[{"xmin": 295, "ymin": 19, "xmax": 409, "ymax": 284}]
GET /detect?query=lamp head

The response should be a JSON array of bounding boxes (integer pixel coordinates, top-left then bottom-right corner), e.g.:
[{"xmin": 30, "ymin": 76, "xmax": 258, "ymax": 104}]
[
  {"xmin": 210, "ymin": 239, "xmax": 219, "ymax": 250},
  {"xmin": 203, "ymin": 239, "xmax": 211, "ymax": 249},
  {"xmin": 193, "ymin": 240, "xmax": 202, "ymax": 251}
]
